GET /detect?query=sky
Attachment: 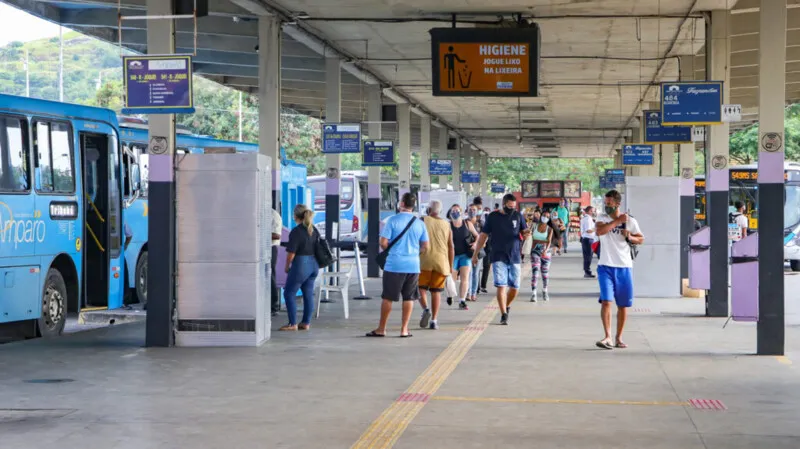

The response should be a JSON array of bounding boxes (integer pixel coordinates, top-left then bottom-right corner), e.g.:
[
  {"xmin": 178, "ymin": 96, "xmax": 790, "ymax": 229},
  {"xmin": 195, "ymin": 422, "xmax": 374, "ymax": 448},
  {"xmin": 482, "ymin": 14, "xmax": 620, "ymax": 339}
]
[{"xmin": 0, "ymin": 3, "xmax": 62, "ymax": 47}]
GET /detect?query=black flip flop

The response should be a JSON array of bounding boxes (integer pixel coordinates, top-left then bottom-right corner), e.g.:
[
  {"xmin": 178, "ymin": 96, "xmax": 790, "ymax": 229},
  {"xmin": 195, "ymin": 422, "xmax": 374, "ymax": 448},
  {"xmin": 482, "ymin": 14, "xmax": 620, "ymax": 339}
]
[
  {"xmin": 365, "ymin": 331, "xmax": 386, "ymax": 337},
  {"xmin": 400, "ymin": 333, "xmax": 413, "ymax": 338},
  {"xmin": 595, "ymin": 340, "xmax": 613, "ymax": 350}
]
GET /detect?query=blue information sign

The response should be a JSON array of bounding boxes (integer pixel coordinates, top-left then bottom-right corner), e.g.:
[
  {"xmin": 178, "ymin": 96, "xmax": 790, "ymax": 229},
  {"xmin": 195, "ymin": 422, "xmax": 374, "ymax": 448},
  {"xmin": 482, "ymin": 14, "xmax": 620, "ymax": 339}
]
[
  {"xmin": 430, "ymin": 159, "xmax": 453, "ymax": 175},
  {"xmin": 322, "ymin": 123, "xmax": 362, "ymax": 154},
  {"xmin": 461, "ymin": 170, "xmax": 480, "ymax": 184},
  {"xmin": 490, "ymin": 183, "xmax": 505, "ymax": 193},
  {"xmin": 362, "ymin": 140, "xmax": 394, "ymax": 166},
  {"xmin": 123, "ymin": 55, "xmax": 194, "ymax": 114},
  {"xmin": 605, "ymin": 168, "xmax": 626, "ymax": 184},
  {"xmin": 661, "ymin": 81, "xmax": 723, "ymax": 125},
  {"xmin": 599, "ymin": 176, "xmax": 615, "ymax": 189},
  {"xmin": 643, "ymin": 110, "xmax": 692, "ymax": 144},
  {"xmin": 622, "ymin": 144, "xmax": 654, "ymax": 165}
]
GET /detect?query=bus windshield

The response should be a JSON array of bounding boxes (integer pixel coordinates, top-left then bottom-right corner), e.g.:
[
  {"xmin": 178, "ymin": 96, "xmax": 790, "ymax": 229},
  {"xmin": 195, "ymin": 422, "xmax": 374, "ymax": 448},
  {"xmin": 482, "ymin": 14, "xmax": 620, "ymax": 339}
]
[{"xmin": 309, "ymin": 178, "xmax": 354, "ymax": 211}]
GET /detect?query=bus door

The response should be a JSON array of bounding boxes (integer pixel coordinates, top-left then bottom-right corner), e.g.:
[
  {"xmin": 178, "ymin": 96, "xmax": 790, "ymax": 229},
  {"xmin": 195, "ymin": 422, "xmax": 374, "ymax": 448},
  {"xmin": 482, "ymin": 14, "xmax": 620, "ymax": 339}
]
[{"xmin": 80, "ymin": 130, "xmax": 124, "ymax": 309}]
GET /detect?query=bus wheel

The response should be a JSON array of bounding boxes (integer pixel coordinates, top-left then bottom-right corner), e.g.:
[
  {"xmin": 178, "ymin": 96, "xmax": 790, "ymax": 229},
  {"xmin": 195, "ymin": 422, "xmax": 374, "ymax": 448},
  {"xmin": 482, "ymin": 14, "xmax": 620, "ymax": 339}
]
[
  {"xmin": 38, "ymin": 268, "xmax": 67, "ymax": 338},
  {"xmin": 791, "ymin": 260, "xmax": 800, "ymax": 272},
  {"xmin": 136, "ymin": 251, "xmax": 148, "ymax": 306}
]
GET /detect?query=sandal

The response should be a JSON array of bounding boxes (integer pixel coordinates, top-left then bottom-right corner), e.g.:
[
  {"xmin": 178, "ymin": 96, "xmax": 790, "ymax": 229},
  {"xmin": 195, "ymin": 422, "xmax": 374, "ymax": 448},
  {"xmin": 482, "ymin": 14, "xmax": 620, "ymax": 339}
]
[
  {"xmin": 365, "ymin": 330, "xmax": 386, "ymax": 337},
  {"xmin": 595, "ymin": 339, "xmax": 613, "ymax": 350},
  {"xmin": 279, "ymin": 324, "xmax": 297, "ymax": 331},
  {"xmin": 298, "ymin": 323, "xmax": 310, "ymax": 330},
  {"xmin": 615, "ymin": 340, "xmax": 628, "ymax": 349},
  {"xmin": 400, "ymin": 333, "xmax": 413, "ymax": 338}
]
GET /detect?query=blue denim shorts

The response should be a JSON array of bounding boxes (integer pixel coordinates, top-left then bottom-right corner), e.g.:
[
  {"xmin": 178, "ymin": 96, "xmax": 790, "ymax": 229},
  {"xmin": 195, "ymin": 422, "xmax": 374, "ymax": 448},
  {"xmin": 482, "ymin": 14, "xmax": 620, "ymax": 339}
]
[
  {"xmin": 453, "ymin": 254, "xmax": 471, "ymax": 270},
  {"xmin": 492, "ymin": 261, "xmax": 521, "ymax": 289}
]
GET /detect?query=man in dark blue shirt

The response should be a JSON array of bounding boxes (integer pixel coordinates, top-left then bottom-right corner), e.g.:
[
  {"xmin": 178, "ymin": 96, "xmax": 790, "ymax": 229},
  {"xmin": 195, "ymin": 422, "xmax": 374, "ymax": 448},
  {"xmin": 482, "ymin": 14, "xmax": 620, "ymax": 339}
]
[{"xmin": 473, "ymin": 193, "xmax": 529, "ymax": 325}]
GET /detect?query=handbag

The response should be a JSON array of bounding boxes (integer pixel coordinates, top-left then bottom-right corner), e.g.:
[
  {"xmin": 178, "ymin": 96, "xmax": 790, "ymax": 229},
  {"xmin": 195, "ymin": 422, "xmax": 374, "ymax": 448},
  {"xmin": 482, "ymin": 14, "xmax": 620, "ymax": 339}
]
[
  {"xmin": 375, "ymin": 216, "xmax": 417, "ymax": 270},
  {"xmin": 445, "ymin": 275, "xmax": 458, "ymax": 298},
  {"xmin": 313, "ymin": 229, "xmax": 336, "ymax": 268}
]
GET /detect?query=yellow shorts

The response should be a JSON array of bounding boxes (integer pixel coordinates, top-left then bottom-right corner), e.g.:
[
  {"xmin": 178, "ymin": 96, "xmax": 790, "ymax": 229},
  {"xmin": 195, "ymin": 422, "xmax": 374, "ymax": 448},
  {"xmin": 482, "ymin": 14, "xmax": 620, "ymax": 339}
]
[{"xmin": 419, "ymin": 270, "xmax": 446, "ymax": 292}]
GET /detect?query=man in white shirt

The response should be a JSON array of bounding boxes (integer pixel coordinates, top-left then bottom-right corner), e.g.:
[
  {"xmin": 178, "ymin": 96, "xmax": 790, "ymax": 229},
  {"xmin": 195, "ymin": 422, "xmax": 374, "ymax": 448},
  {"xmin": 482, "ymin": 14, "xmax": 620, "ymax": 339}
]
[
  {"xmin": 732, "ymin": 201, "xmax": 749, "ymax": 241},
  {"xmin": 580, "ymin": 206, "xmax": 597, "ymax": 279},
  {"xmin": 594, "ymin": 190, "xmax": 644, "ymax": 350},
  {"xmin": 271, "ymin": 208, "xmax": 283, "ymax": 317}
]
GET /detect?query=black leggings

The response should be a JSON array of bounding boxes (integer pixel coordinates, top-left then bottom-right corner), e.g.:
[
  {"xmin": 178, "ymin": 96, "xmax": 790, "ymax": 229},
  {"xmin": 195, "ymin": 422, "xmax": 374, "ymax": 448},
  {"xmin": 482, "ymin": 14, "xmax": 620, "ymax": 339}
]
[{"xmin": 480, "ymin": 254, "xmax": 491, "ymax": 288}]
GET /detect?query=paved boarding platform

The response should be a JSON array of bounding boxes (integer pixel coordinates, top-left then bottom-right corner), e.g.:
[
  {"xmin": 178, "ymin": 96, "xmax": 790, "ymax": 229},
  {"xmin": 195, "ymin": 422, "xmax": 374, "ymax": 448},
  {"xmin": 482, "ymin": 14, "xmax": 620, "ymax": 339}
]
[{"xmin": 1, "ymin": 254, "xmax": 799, "ymax": 449}]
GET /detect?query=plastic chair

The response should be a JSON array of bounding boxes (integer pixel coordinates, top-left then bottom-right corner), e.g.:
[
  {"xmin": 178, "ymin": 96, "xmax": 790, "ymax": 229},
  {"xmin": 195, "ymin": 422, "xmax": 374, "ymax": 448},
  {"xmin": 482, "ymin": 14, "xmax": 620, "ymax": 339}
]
[{"xmin": 315, "ymin": 264, "xmax": 354, "ymax": 319}]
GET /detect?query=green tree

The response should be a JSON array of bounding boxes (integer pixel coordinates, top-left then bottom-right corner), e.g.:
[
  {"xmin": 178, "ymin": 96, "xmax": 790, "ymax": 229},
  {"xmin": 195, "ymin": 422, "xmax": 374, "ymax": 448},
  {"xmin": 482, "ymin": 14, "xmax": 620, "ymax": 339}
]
[{"xmin": 94, "ymin": 80, "xmax": 123, "ymax": 110}]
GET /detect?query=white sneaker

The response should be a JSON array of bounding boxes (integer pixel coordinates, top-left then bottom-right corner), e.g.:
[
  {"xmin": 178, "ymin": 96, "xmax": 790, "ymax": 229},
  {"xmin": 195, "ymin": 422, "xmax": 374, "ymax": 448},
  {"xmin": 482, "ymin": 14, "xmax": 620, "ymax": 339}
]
[
  {"xmin": 530, "ymin": 291, "xmax": 537, "ymax": 302},
  {"xmin": 543, "ymin": 290, "xmax": 550, "ymax": 301}
]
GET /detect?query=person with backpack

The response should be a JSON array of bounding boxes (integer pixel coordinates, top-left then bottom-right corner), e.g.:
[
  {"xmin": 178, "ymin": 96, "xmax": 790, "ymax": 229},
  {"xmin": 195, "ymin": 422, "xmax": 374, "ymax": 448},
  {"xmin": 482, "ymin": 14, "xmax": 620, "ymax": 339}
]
[
  {"xmin": 730, "ymin": 201, "xmax": 749, "ymax": 241},
  {"xmin": 594, "ymin": 190, "xmax": 644, "ymax": 350},
  {"xmin": 367, "ymin": 193, "xmax": 430, "ymax": 338}
]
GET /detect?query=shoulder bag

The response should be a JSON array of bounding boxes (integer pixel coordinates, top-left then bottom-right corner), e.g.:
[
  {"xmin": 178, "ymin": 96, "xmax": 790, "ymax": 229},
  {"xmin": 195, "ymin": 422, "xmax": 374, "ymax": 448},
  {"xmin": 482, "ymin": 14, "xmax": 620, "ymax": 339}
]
[
  {"xmin": 376, "ymin": 216, "xmax": 417, "ymax": 270},
  {"xmin": 313, "ymin": 228, "xmax": 336, "ymax": 269}
]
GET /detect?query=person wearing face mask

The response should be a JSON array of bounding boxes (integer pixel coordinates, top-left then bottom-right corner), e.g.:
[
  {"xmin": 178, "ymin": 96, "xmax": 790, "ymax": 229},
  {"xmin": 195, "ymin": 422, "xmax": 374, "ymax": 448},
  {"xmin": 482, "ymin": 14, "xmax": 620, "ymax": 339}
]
[
  {"xmin": 466, "ymin": 205, "xmax": 485, "ymax": 302},
  {"xmin": 580, "ymin": 206, "xmax": 598, "ymax": 278},
  {"xmin": 472, "ymin": 194, "xmax": 530, "ymax": 325},
  {"xmin": 448, "ymin": 204, "xmax": 479, "ymax": 310},
  {"xmin": 594, "ymin": 190, "xmax": 644, "ymax": 350},
  {"xmin": 529, "ymin": 209, "xmax": 556, "ymax": 302}
]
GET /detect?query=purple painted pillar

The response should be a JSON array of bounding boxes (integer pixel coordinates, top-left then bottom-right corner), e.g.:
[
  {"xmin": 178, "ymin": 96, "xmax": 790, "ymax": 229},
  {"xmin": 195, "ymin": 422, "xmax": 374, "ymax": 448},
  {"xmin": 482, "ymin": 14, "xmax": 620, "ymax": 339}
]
[{"xmin": 367, "ymin": 182, "xmax": 381, "ymax": 277}]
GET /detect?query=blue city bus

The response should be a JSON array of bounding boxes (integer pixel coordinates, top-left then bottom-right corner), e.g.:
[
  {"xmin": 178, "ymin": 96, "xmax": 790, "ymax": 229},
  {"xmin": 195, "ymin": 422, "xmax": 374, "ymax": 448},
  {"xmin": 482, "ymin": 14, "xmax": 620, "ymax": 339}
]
[
  {"xmin": 117, "ymin": 118, "xmax": 260, "ymax": 305},
  {"xmin": 307, "ymin": 171, "xmax": 420, "ymax": 242},
  {"xmin": 0, "ymin": 94, "xmax": 126, "ymax": 338}
]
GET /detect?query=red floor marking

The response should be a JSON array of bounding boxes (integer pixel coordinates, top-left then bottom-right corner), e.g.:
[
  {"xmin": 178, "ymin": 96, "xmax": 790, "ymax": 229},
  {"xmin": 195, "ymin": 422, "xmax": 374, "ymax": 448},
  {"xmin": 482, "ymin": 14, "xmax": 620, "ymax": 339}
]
[
  {"xmin": 396, "ymin": 393, "xmax": 430, "ymax": 403},
  {"xmin": 689, "ymin": 399, "xmax": 727, "ymax": 410}
]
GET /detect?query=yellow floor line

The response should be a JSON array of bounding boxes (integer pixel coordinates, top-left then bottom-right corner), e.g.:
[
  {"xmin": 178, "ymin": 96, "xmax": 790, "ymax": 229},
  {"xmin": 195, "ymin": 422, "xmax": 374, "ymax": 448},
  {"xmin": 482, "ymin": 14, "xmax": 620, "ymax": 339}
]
[
  {"xmin": 351, "ymin": 304, "xmax": 497, "ymax": 449},
  {"xmin": 431, "ymin": 396, "xmax": 689, "ymax": 407},
  {"xmin": 776, "ymin": 356, "xmax": 793, "ymax": 365}
]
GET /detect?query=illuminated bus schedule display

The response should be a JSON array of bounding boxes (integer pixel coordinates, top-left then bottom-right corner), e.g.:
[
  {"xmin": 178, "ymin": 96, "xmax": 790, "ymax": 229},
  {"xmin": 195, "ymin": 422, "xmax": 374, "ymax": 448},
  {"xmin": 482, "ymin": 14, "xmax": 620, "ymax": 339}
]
[
  {"xmin": 123, "ymin": 55, "xmax": 194, "ymax": 114},
  {"xmin": 430, "ymin": 27, "xmax": 541, "ymax": 97}
]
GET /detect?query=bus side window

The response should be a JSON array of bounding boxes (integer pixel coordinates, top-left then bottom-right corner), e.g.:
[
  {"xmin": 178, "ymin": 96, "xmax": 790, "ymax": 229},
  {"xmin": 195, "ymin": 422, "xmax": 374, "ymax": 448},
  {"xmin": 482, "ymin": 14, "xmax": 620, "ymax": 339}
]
[
  {"xmin": 34, "ymin": 121, "xmax": 75, "ymax": 194},
  {"xmin": 133, "ymin": 144, "xmax": 148, "ymax": 197},
  {"xmin": 122, "ymin": 144, "xmax": 132, "ymax": 197},
  {"xmin": 359, "ymin": 182, "xmax": 368, "ymax": 210},
  {"xmin": 0, "ymin": 115, "xmax": 31, "ymax": 192}
]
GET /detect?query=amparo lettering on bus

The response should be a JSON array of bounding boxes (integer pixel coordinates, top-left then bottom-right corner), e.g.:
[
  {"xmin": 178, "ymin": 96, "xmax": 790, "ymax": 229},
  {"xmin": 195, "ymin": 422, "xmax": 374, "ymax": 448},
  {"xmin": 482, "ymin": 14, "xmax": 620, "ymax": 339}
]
[{"xmin": 0, "ymin": 202, "xmax": 47, "ymax": 249}]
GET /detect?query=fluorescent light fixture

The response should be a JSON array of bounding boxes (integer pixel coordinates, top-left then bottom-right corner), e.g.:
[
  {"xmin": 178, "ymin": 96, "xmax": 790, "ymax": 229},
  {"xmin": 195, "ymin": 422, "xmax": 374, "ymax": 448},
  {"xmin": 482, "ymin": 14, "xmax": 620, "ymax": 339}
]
[{"xmin": 382, "ymin": 88, "xmax": 408, "ymax": 104}]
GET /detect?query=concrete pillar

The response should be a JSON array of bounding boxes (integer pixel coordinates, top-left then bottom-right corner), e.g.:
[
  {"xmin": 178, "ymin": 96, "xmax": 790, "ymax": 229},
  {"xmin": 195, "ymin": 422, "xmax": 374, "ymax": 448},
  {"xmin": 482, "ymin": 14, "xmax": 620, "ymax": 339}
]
[
  {"xmin": 453, "ymin": 136, "xmax": 462, "ymax": 191},
  {"xmin": 706, "ymin": 10, "xmax": 731, "ymax": 317},
  {"xmin": 438, "ymin": 128, "xmax": 448, "ymax": 189},
  {"xmin": 366, "ymin": 86, "xmax": 382, "ymax": 277},
  {"xmin": 420, "ymin": 116, "xmax": 432, "ymax": 205},
  {"xmin": 678, "ymin": 56, "xmax": 697, "ymax": 285},
  {"xmin": 397, "ymin": 103, "xmax": 411, "ymax": 198},
  {"xmin": 757, "ymin": 0, "xmax": 786, "ymax": 355},
  {"xmin": 628, "ymin": 127, "xmax": 642, "ymax": 177},
  {"xmin": 480, "ymin": 154, "xmax": 488, "ymax": 201},
  {"xmin": 613, "ymin": 148, "xmax": 622, "ymax": 169},
  {"xmin": 325, "ymin": 56, "xmax": 341, "ymax": 242},
  {"xmin": 679, "ymin": 142, "xmax": 695, "ymax": 282},
  {"xmin": 145, "ymin": 0, "xmax": 176, "ymax": 347},
  {"xmin": 258, "ymin": 17, "xmax": 281, "ymax": 210},
  {"xmin": 463, "ymin": 146, "xmax": 472, "ymax": 195},
  {"xmin": 660, "ymin": 145, "xmax": 674, "ymax": 176}
]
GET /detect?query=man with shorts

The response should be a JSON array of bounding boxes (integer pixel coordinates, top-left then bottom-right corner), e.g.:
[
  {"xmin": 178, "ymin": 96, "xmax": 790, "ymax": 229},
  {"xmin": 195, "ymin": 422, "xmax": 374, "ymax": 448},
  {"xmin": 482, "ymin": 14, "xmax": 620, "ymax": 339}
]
[
  {"xmin": 418, "ymin": 200, "xmax": 454, "ymax": 330},
  {"xmin": 594, "ymin": 190, "xmax": 644, "ymax": 349},
  {"xmin": 473, "ymin": 193, "xmax": 529, "ymax": 325},
  {"xmin": 367, "ymin": 193, "xmax": 430, "ymax": 338}
]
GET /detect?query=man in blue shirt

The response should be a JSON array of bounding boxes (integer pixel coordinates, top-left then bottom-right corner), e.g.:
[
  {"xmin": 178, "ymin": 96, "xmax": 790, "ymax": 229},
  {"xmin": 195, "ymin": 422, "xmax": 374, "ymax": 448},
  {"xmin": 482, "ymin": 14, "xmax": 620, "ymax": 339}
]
[
  {"xmin": 367, "ymin": 192, "xmax": 429, "ymax": 338},
  {"xmin": 473, "ymin": 193, "xmax": 529, "ymax": 325},
  {"xmin": 555, "ymin": 199, "xmax": 570, "ymax": 253}
]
